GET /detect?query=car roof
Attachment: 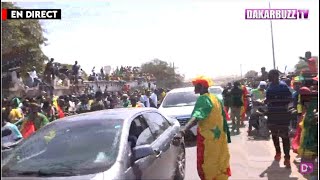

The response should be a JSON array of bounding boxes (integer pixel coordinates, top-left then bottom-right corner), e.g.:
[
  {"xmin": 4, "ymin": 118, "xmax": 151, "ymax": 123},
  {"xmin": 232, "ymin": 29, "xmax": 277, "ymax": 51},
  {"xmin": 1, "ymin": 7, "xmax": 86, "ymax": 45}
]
[
  {"xmin": 168, "ymin": 87, "xmax": 194, "ymax": 93},
  {"xmin": 209, "ymin": 85, "xmax": 223, "ymax": 89},
  {"xmin": 168, "ymin": 86, "xmax": 223, "ymax": 93},
  {"xmin": 53, "ymin": 108, "xmax": 157, "ymax": 123}
]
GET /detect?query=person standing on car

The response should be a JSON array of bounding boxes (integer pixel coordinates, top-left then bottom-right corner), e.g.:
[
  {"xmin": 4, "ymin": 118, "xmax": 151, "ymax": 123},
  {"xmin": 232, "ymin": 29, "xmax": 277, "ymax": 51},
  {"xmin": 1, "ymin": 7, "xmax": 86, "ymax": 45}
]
[
  {"xmin": 265, "ymin": 69, "xmax": 292, "ymax": 168},
  {"xmin": 177, "ymin": 75, "xmax": 231, "ymax": 180},
  {"xmin": 230, "ymin": 81, "xmax": 243, "ymax": 134}
]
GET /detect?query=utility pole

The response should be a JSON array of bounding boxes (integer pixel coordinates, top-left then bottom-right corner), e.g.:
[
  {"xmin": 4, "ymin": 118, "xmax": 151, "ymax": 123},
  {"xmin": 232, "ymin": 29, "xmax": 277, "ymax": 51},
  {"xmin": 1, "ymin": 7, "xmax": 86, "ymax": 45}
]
[
  {"xmin": 173, "ymin": 62, "xmax": 175, "ymax": 75},
  {"xmin": 240, "ymin": 64, "xmax": 243, "ymax": 78},
  {"xmin": 269, "ymin": 2, "xmax": 276, "ymax": 69}
]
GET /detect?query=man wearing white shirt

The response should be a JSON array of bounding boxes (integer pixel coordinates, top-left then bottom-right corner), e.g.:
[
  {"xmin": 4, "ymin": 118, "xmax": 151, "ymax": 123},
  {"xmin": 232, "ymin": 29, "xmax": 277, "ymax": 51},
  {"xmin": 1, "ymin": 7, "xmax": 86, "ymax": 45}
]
[
  {"xmin": 150, "ymin": 89, "xmax": 158, "ymax": 108},
  {"xmin": 30, "ymin": 66, "xmax": 42, "ymax": 86},
  {"xmin": 143, "ymin": 90, "xmax": 157, "ymax": 108},
  {"xmin": 30, "ymin": 66, "xmax": 38, "ymax": 79},
  {"xmin": 143, "ymin": 94, "xmax": 150, "ymax": 107}
]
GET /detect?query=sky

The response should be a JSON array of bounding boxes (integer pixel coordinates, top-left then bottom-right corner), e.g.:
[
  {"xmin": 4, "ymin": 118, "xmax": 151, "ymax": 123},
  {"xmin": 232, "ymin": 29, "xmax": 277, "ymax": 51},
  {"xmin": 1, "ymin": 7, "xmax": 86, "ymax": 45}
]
[{"xmin": 5, "ymin": 0, "xmax": 319, "ymax": 79}]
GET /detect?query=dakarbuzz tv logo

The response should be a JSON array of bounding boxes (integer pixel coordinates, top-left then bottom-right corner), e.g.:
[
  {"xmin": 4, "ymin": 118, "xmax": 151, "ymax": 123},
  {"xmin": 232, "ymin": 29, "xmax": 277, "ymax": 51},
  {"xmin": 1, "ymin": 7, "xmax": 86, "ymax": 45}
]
[
  {"xmin": 2, "ymin": 9, "xmax": 61, "ymax": 21},
  {"xmin": 245, "ymin": 9, "xmax": 309, "ymax": 20}
]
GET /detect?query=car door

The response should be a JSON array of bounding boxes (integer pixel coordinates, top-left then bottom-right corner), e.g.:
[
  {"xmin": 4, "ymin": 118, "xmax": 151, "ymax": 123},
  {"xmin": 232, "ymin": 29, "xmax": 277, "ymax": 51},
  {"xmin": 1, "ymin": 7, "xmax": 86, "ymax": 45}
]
[
  {"xmin": 124, "ymin": 115, "xmax": 158, "ymax": 180},
  {"xmin": 142, "ymin": 112, "xmax": 179, "ymax": 179}
]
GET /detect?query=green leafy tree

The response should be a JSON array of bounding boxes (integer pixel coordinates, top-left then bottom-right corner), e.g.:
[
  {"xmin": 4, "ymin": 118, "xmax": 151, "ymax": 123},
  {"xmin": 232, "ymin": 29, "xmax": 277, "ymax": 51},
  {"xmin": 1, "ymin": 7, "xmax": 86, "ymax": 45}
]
[
  {"xmin": 2, "ymin": 2, "xmax": 48, "ymax": 76},
  {"xmin": 141, "ymin": 59, "xmax": 184, "ymax": 89}
]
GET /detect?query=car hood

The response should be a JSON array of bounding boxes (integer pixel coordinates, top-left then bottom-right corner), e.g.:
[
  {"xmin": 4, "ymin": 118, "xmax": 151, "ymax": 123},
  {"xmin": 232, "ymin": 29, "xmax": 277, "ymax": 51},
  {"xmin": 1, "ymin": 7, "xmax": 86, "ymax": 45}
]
[
  {"xmin": 2, "ymin": 162, "xmax": 123, "ymax": 180},
  {"xmin": 2, "ymin": 173, "xmax": 104, "ymax": 180},
  {"xmin": 216, "ymin": 94, "xmax": 223, "ymax": 101},
  {"xmin": 158, "ymin": 105, "xmax": 194, "ymax": 118}
]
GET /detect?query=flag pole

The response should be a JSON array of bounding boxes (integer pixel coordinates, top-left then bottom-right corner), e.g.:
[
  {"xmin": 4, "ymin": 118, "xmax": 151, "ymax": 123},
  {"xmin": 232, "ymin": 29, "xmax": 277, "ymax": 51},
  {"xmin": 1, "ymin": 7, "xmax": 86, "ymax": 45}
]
[{"xmin": 269, "ymin": 2, "xmax": 276, "ymax": 69}]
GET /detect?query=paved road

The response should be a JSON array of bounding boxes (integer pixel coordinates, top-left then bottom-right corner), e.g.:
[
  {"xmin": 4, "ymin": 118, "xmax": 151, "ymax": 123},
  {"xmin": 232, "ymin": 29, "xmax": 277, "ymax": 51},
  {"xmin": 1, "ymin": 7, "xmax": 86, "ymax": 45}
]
[{"xmin": 185, "ymin": 122, "xmax": 308, "ymax": 180}]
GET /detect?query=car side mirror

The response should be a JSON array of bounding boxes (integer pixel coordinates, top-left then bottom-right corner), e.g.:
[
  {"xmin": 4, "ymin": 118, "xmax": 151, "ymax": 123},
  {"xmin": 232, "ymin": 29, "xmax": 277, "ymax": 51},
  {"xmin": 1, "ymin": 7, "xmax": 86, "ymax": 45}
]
[{"xmin": 132, "ymin": 144, "xmax": 155, "ymax": 161}]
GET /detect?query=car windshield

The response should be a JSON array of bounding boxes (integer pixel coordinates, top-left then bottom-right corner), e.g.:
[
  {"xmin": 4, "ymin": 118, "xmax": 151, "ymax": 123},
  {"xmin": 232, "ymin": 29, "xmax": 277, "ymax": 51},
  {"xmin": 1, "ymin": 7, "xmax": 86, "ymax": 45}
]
[
  {"xmin": 209, "ymin": 87, "xmax": 222, "ymax": 95},
  {"xmin": 2, "ymin": 119, "xmax": 123, "ymax": 177},
  {"xmin": 162, "ymin": 91, "xmax": 199, "ymax": 108}
]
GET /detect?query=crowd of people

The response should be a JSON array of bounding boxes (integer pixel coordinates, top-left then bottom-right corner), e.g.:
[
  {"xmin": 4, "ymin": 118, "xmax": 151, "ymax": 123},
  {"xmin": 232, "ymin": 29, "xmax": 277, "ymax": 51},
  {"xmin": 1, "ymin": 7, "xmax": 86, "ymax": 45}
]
[
  {"xmin": 88, "ymin": 65, "xmax": 156, "ymax": 83},
  {"xmin": 221, "ymin": 58, "xmax": 318, "ymax": 172},
  {"xmin": 2, "ymin": 51, "xmax": 318, "ymax": 179},
  {"xmin": 2, "ymin": 87, "xmax": 168, "ymax": 147},
  {"xmin": 2, "ymin": 58, "xmax": 84, "ymax": 96},
  {"xmin": 4, "ymin": 58, "xmax": 158, "ymax": 99}
]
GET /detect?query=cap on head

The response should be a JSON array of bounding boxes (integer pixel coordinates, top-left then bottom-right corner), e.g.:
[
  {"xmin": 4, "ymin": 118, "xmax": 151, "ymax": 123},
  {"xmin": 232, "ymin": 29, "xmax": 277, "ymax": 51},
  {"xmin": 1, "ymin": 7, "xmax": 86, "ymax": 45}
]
[
  {"xmin": 299, "ymin": 86, "xmax": 311, "ymax": 95},
  {"xmin": 308, "ymin": 57, "xmax": 316, "ymax": 63},
  {"xmin": 259, "ymin": 81, "xmax": 267, "ymax": 87},
  {"xmin": 192, "ymin": 75, "xmax": 213, "ymax": 88}
]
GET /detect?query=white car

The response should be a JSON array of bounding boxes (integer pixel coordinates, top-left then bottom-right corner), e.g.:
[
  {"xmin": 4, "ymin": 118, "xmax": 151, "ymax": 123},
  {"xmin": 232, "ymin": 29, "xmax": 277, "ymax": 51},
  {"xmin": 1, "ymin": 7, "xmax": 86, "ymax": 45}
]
[
  {"xmin": 158, "ymin": 86, "xmax": 224, "ymax": 138},
  {"xmin": 209, "ymin": 86, "xmax": 224, "ymax": 101}
]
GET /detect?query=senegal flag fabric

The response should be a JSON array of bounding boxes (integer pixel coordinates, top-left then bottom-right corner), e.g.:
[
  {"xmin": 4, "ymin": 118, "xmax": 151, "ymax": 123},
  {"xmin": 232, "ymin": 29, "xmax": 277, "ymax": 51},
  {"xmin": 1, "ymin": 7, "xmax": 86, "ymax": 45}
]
[
  {"xmin": 291, "ymin": 112, "xmax": 305, "ymax": 153},
  {"xmin": 298, "ymin": 98, "xmax": 318, "ymax": 158},
  {"xmin": 52, "ymin": 96, "xmax": 65, "ymax": 119},
  {"xmin": 192, "ymin": 93, "xmax": 231, "ymax": 180},
  {"xmin": 20, "ymin": 120, "xmax": 36, "ymax": 139}
]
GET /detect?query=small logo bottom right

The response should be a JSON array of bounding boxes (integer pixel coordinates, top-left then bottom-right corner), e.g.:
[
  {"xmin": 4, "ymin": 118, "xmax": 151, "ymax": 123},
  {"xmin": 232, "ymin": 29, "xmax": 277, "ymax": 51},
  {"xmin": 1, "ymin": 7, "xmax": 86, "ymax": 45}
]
[{"xmin": 300, "ymin": 162, "xmax": 314, "ymax": 174}]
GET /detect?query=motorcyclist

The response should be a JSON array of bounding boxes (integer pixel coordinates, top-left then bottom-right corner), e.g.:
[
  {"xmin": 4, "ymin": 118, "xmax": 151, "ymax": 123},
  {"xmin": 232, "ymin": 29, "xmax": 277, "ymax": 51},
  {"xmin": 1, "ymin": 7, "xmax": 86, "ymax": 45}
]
[{"xmin": 247, "ymin": 81, "xmax": 267, "ymax": 136}]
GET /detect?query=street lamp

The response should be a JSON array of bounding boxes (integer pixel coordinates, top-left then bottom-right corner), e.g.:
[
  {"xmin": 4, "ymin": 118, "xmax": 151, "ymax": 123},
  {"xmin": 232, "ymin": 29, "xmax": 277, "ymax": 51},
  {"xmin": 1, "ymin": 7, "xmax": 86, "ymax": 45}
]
[{"xmin": 269, "ymin": 2, "xmax": 276, "ymax": 69}]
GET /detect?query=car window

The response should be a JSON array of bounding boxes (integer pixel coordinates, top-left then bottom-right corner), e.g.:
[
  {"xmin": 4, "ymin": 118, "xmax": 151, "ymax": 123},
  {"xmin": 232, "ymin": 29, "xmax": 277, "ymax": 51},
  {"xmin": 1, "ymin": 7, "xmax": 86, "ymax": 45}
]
[
  {"xmin": 130, "ymin": 116, "xmax": 155, "ymax": 147},
  {"xmin": 2, "ymin": 119, "xmax": 123, "ymax": 177},
  {"xmin": 162, "ymin": 91, "xmax": 199, "ymax": 108},
  {"xmin": 143, "ymin": 112, "xmax": 170, "ymax": 138},
  {"xmin": 209, "ymin": 87, "xmax": 222, "ymax": 94}
]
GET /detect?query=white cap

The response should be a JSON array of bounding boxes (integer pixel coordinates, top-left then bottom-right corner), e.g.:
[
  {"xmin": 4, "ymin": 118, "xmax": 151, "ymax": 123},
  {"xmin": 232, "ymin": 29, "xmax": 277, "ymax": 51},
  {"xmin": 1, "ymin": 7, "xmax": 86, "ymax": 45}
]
[{"xmin": 259, "ymin": 81, "xmax": 267, "ymax": 86}]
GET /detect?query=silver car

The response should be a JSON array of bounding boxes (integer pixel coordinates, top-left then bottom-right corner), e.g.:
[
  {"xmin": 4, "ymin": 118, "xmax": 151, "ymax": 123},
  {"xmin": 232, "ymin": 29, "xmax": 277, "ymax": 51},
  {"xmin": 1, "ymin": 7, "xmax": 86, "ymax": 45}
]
[{"xmin": 2, "ymin": 108, "xmax": 185, "ymax": 180}]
